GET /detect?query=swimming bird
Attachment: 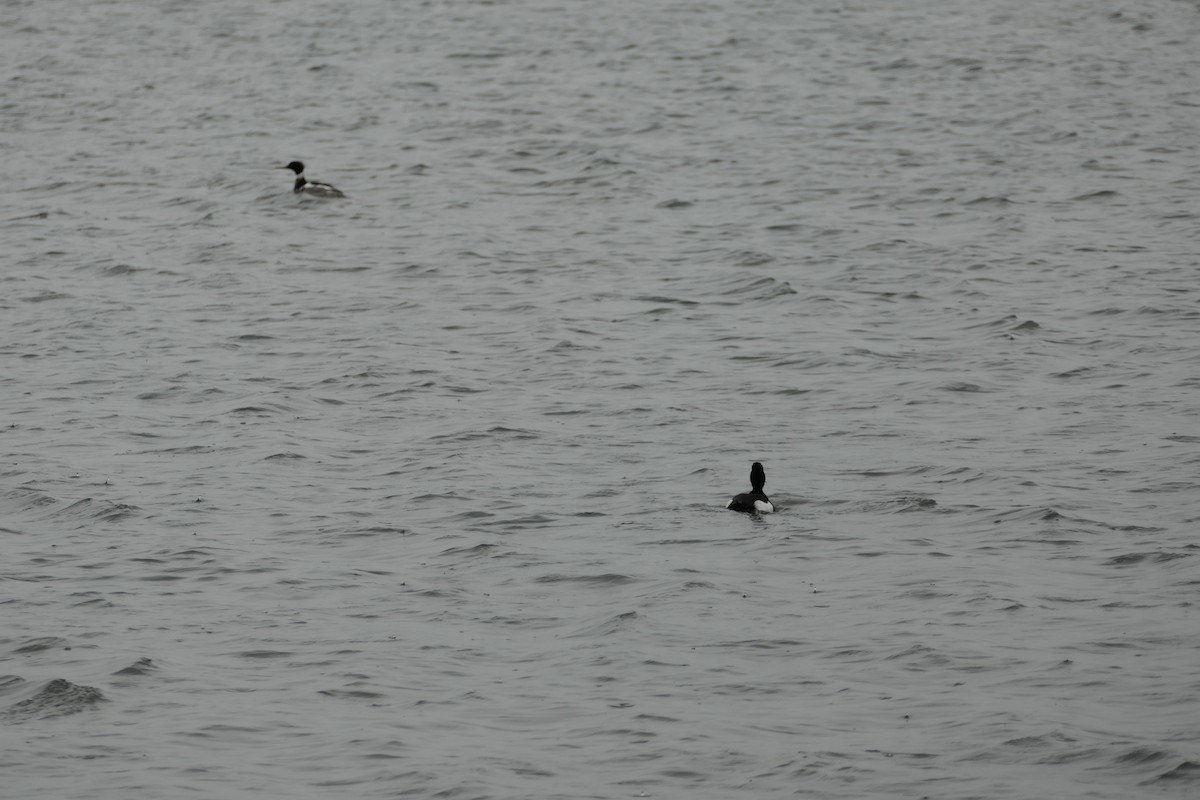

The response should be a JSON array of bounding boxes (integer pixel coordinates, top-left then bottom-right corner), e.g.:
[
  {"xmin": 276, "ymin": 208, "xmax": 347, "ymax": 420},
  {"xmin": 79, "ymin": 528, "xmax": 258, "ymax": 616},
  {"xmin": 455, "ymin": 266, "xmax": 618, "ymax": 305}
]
[
  {"xmin": 279, "ymin": 160, "xmax": 346, "ymax": 198},
  {"xmin": 727, "ymin": 461, "xmax": 774, "ymax": 514}
]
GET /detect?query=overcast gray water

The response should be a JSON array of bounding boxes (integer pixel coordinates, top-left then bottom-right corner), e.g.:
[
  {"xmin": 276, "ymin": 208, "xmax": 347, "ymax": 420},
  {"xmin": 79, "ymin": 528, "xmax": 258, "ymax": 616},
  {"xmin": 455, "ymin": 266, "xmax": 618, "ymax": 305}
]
[{"xmin": 3, "ymin": 0, "xmax": 1199, "ymax": 797}]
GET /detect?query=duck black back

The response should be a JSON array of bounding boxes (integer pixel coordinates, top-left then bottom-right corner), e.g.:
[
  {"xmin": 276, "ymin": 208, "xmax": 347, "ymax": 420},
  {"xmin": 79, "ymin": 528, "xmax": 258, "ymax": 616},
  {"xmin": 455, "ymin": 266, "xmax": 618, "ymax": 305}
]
[{"xmin": 727, "ymin": 461, "xmax": 774, "ymax": 514}]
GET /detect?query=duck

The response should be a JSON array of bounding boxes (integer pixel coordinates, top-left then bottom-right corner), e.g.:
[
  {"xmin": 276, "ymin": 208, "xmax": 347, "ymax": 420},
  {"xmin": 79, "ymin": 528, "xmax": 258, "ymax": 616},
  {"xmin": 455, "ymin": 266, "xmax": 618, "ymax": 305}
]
[
  {"xmin": 727, "ymin": 461, "xmax": 774, "ymax": 513},
  {"xmin": 279, "ymin": 160, "xmax": 346, "ymax": 198}
]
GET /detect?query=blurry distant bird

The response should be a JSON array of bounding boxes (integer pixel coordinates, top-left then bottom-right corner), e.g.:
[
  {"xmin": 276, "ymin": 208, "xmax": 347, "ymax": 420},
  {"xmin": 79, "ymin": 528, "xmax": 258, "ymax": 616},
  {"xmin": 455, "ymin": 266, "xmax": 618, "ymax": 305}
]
[{"xmin": 279, "ymin": 160, "xmax": 346, "ymax": 198}]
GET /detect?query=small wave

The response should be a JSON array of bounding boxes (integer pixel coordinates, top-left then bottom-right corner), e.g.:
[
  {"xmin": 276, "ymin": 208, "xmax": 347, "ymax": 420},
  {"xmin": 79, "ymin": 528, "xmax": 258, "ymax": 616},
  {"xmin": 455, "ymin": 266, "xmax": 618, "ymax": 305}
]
[
  {"xmin": 101, "ymin": 263, "xmax": 142, "ymax": 276},
  {"xmin": 20, "ymin": 290, "xmax": 72, "ymax": 303},
  {"xmin": 963, "ymin": 195, "xmax": 1012, "ymax": 206},
  {"xmin": 938, "ymin": 381, "xmax": 989, "ymax": 393},
  {"xmin": 1142, "ymin": 760, "xmax": 1200, "ymax": 786},
  {"xmin": 11, "ymin": 636, "xmax": 69, "ymax": 654},
  {"xmin": 438, "ymin": 542, "xmax": 500, "ymax": 558},
  {"xmin": 36, "ymin": 498, "xmax": 141, "ymax": 525},
  {"xmin": 317, "ymin": 688, "xmax": 384, "ymax": 700},
  {"xmin": 729, "ymin": 250, "xmax": 775, "ymax": 267},
  {"xmin": 1, "ymin": 487, "xmax": 58, "ymax": 513},
  {"xmin": 234, "ymin": 650, "xmax": 293, "ymax": 659},
  {"xmin": 112, "ymin": 657, "xmax": 158, "ymax": 676},
  {"xmin": 1071, "ymin": 189, "xmax": 1121, "ymax": 202},
  {"xmin": 4, "ymin": 679, "xmax": 106, "ymax": 722},
  {"xmin": 1104, "ymin": 551, "xmax": 1191, "ymax": 566},
  {"xmin": 634, "ymin": 295, "xmax": 700, "ymax": 306},
  {"xmin": 1117, "ymin": 747, "xmax": 1171, "ymax": 766},
  {"xmin": 535, "ymin": 573, "xmax": 634, "ymax": 586},
  {"xmin": 564, "ymin": 610, "xmax": 639, "ymax": 638}
]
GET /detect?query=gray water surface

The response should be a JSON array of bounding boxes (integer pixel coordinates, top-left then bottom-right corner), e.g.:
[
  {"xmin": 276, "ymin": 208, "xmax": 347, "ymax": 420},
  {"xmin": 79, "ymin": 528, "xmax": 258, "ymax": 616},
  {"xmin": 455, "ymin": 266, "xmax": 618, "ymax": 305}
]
[{"xmin": 3, "ymin": 0, "xmax": 1199, "ymax": 797}]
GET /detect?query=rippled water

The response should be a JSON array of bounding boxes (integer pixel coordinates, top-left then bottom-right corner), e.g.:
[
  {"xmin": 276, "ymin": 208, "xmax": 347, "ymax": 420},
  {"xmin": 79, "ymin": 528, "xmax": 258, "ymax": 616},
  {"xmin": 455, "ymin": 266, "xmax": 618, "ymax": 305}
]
[{"xmin": 3, "ymin": 0, "xmax": 1199, "ymax": 797}]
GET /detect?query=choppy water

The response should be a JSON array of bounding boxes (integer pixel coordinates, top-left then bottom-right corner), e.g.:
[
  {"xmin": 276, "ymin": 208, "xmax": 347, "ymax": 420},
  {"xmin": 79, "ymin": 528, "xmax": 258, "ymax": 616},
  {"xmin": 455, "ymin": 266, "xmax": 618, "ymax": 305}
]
[{"xmin": 3, "ymin": 0, "xmax": 1199, "ymax": 797}]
